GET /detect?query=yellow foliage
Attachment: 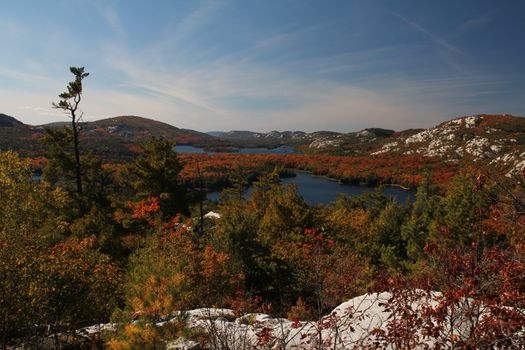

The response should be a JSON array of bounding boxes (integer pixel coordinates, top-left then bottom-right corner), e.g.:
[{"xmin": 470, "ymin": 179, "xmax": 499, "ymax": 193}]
[{"xmin": 106, "ymin": 338, "xmax": 131, "ymax": 350}]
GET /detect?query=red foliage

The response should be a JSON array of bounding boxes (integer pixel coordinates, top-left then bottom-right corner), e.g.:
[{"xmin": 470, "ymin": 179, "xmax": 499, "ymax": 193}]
[
  {"xmin": 128, "ymin": 197, "xmax": 160, "ymax": 219},
  {"xmin": 29, "ymin": 156, "xmax": 48, "ymax": 168},
  {"xmin": 179, "ymin": 153, "xmax": 458, "ymax": 189},
  {"xmin": 124, "ymin": 143, "xmax": 144, "ymax": 154}
]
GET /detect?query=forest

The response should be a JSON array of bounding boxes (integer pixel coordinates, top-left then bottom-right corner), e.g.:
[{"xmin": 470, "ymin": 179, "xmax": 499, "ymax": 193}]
[{"xmin": 1, "ymin": 69, "xmax": 525, "ymax": 349}]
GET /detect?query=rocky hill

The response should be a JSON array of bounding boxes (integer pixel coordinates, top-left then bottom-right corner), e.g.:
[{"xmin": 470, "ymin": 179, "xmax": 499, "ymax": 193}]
[
  {"xmin": 205, "ymin": 128, "xmax": 396, "ymax": 153},
  {"xmin": 207, "ymin": 130, "xmax": 304, "ymax": 139},
  {"xmin": 305, "ymin": 128, "xmax": 400, "ymax": 155},
  {"xmin": 367, "ymin": 114, "xmax": 525, "ymax": 175},
  {"xmin": 2, "ymin": 113, "xmax": 524, "ymax": 174},
  {"xmin": 267, "ymin": 114, "xmax": 524, "ymax": 175},
  {"xmin": 206, "ymin": 127, "xmax": 410, "ymax": 155}
]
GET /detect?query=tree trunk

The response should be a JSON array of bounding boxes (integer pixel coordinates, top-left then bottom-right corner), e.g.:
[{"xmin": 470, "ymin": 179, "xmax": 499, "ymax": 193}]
[{"xmin": 71, "ymin": 115, "xmax": 82, "ymax": 195}]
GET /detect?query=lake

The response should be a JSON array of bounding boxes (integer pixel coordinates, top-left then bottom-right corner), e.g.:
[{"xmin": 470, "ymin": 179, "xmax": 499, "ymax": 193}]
[
  {"xmin": 175, "ymin": 145, "xmax": 299, "ymax": 154},
  {"xmin": 208, "ymin": 172, "xmax": 415, "ymax": 205}
]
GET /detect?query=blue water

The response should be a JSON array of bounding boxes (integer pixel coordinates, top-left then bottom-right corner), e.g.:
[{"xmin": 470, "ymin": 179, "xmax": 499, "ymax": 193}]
[
  {"xmin": 175, "ymin": 145, "xmax": 299, "ymax": 154},
  {"xmin": 208, "ymin": 172, "xmax": 414, "ymax": 206},
  {"xmin": 175, "ymin": 145, "xmax": 206, "ymax": 153}
]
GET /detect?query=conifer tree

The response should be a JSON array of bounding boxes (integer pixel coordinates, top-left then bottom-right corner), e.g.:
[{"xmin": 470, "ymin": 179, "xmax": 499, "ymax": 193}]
[
  {"xmin": 125, "ymin": 137, "xmax": 189, "ymax": 217},
  {"xmin": 47, "ymin": 67, "xmax": 89, "ymax": 195},
  {"xmin": 401, "ymin": 176, "xmax": 440, "ymax": 263}
]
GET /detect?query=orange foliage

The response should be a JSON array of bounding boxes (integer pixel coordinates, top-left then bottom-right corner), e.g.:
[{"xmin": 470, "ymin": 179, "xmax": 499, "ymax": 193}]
[
  {"xmin": 29, "ymin": 156, "xmax": 48, "ymax": 168},
  {"xmin": 124, "ymin": 143, "xmax": 144, "ymax": 154},
  {"xmin": 129, "ymin": 197, "xmax": 160, "ymax": 219},
  {"xmin": 202, "ymin": 245, "xmax": 230, "ymax": 278},
  {"xmin": 178, "ymin": 153, "xmax": 458, "ymax": 189}
]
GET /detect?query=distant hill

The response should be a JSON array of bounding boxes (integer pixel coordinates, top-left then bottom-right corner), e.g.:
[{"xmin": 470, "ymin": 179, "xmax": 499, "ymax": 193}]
[
  {"xmin": 205, "ymin": 127, "xmax": 400, "ymax": 155},
  {"xmin": 0, "ymin": 114, "xmax": 214, "ymax": 160},
  {"xmin": 366, "ymin": 114, "xmax": 525, "ymax": 175},
  {"xmin": 206, "ymin": 114, "xmax": 525, "ymax": 175},
  {"xmin": 207, "ymin": 130, "xmax": 310, "ymax": 140},
  {"xmin": 0, "ymin": 114, "xmax": 37, "ymax": 155},
  {"xmin": 0, "ymin": 113, "xmax": 25, "ymax": 127},
  {"xmin": 59, "ymin": 115, "xmax": 211, "ymax": 144},
  {"xmin": 304, "ymin": 128, "xmax": 397, "ymax": 155},
  {"xmin": 1, "ymin": 113, "xmax": 524, "ymax": 175}
]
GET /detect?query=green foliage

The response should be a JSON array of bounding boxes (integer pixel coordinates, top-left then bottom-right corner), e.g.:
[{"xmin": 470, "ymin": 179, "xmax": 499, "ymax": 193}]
[
  {"xmin": 431, "ymin": 172, "xmax": 495, "ymax": 248},
  {"xmin": 214, "ymin": 176, "xmax": 378, "ymax": 316},
  {"xmin": 53, "ymin": 67, "xmax": 89, "ymax": 106},
  {"xmin": 50, "ymin": 66, "xmax": 89, "ymax": 195},
  {"xmin": 401, "ymin": 176, "xmax": 440, "ymax": 263},
  {"xmin": 43, "ymin": 128, "xmax": 115, "ymax": 204},
  {"xmin": 369, "ymin": 202, "xmax": 410, "ymax": 271},
  {"xmin": 256, "ymin": 183, "xmax": 313, "ymax": 245},
  {"xmin": 109, "ymin": 216, "xmax": 241, "ymax": 349},
  {"xmin": 124, "ymin": 137, "xmax": 189, "ymax": 217},
  {"xmin": 216, "ymin": 179, "xmax": 315, "ymax": 307},
  {"xmin": 6, "ymin": 117, "xmax": 524, "ymax": 350},
  {"xmin": 43, "ymin": 126, "xmax": 77, "ymax": 188},
  {"xmin": 0, "ymin": 151, "xmax": 118, "ymax": 347},
  {"xmin": 322, "ymin": 189, "xmax": 408, "ymax": 270}
]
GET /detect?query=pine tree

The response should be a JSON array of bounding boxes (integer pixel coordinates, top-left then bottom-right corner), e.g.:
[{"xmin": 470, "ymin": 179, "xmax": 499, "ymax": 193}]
[
  {"xmin": 125, "ymin": 137, "xmax": 189, "ymax": 217},
  {"xmin": 50, "ymin": 66, "xmax": 89, "ymax": 195},
  {"xmin": 401, "ymin": 176, "xmax": 440, "ymax": 262}
]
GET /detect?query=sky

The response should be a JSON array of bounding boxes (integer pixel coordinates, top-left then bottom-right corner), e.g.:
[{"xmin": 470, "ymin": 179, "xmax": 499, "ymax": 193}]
[{"xmin": 1, "ymin": 0, "xmax": 524, "ymax": 132}]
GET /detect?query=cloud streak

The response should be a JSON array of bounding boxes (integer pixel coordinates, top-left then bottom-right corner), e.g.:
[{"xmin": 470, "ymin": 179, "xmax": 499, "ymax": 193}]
[
  {"xmin": 103, "ymin": 6, "xmax": 126, "ymax": 37},
  {"xmin": 100, "ymin": 42, "xmax": 500, "ymax": 132},
  {"xmin": 391, "ymin": 11, "xmax": 463, "ymax": 55},
  {"xmin": 1, "ymin": 1, "xmax": 522, "ymax": 132}
]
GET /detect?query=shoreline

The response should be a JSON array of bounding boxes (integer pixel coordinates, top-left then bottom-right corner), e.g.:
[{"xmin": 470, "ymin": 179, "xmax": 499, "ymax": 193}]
[{"xmin": 290, "ymin": 169, "xmax": 412, "ymax": 190}]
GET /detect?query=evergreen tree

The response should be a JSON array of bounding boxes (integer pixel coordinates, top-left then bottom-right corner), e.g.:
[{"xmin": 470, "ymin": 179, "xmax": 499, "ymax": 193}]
[
  {"xmin": 370, "ymin": 202, "xmax": 410, "ymax": 271},
  {"xmin": 401, "ymin": 176, "xmax": 440, "ymax": 262},
  {"xmin": 125, "ymin": 137, "xmax": 189, "ymax": 217},
  {"xmin": 431, "ymin": 172, "xmax": 495, "ymax": 248},
  {"xmin": 50, "ymin": 66, "xmax": 89, "ymax": 195}
]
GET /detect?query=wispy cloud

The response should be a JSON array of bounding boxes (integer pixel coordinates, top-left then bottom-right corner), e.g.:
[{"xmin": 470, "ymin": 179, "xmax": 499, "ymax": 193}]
[
  {"xmin": 103, "ymin": 7, "xmax": 126, "ymax": 37},
  {"xmin": 2, "ymin": 1, "xmax": 521, "ymax": 132},
  {"xmin": 390, "ymin": 11, "xmax": 463, "ymax": 55},
  {"xmin": 455, "ymin": 11, "xmax": 495, "ymax": 36},
  {"xmin": 168, "ymin": 1, "xmax": 225, "ymax": 48},
  {"xmin": 100, "ymin": 42, "xmax": 478, "ymax": 131},
  {"xmin": 0, "ymin": 67, "xmax": 57, "ymax": 84},
  {"xmin": 0, "ymin": 17, "xmax": 22, "ymax": 37},
  {"xmin": 105, "ymin": 50, "xmax": 228, "ymax": 116},
  {"xmin": 389, "ymin": 11, "xmax": 469, "ymax": 74},
  {"xmin": 20, "ymin": 105, "xmax": 65, "ymax": 118},
  {"xmin": 93, "ymin": 8, "xmax": 515, "ymax": 132}
]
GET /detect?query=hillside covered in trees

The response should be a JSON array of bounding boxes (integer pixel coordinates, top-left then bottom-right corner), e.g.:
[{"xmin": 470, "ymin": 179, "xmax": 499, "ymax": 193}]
[
  {"xmin": 2, "ymin": 143, "xmax": 525, "ymax": 348},
  {"xmin": 1, "ymin": 68, "xmax": 524, "ymax": 349},
  {"xmin": 0, "ymin": 113, "xmax": 212, "ymax": 161}
]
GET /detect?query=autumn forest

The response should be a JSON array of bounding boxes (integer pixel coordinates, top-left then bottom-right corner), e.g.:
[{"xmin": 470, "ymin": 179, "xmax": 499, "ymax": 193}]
[{"xmin": 1, "ymin": 64, "xmax": 524, "ymax": 350}]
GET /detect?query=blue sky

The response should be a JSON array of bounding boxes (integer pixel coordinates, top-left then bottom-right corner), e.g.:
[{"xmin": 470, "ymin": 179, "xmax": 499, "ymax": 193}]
[{"xmin": 1, "ymin": 0, "xmax": 524, "ymax": 132}]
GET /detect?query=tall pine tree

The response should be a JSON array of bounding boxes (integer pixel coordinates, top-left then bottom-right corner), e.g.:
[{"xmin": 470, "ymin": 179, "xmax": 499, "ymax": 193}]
[{"xmin": 125, "ymin": 137, "xmax": 189, "ymax": 217}]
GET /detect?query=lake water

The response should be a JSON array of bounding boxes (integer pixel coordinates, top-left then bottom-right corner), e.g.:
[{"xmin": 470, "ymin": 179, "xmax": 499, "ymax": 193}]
[
  {"xmin": 175, "ymin": 145, "xmax": 207, "ymax": 153},
  {"xmin": 208, "ymin": 172, "xmax": 415, "ymax": 206},
  {"xmin": 175, "ymin": 145, "xmax": 299, "ymax": 154}
]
